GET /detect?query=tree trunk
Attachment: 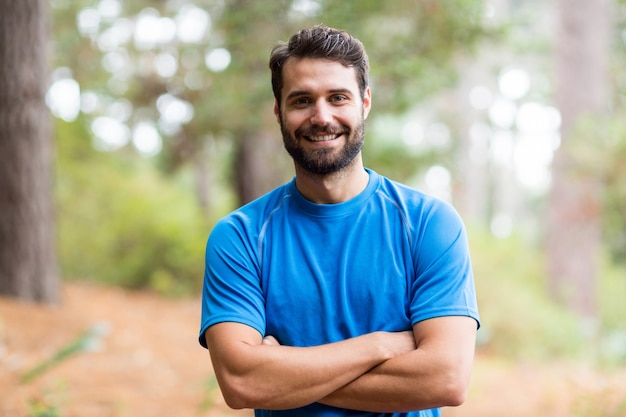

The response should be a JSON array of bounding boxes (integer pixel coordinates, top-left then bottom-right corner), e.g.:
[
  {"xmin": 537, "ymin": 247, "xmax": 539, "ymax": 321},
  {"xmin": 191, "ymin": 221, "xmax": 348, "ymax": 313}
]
[
  {"xmin": 547, "ymin": 0, "xmax": 610, "ymax": 320},
  {"xmin": 0, "ymin": 0, "xmax": 59, "ymax": 303},
  {"xmin": 233, "ymin": 129, "xmax": 291, "ymax": 206}
]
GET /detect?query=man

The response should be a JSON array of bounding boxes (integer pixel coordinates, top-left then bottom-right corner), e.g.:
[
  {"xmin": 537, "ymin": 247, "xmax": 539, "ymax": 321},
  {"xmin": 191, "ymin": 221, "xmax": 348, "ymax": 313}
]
[{"xmin": 199, "ymin": 25, "xmax": 480, "ymax": 417}]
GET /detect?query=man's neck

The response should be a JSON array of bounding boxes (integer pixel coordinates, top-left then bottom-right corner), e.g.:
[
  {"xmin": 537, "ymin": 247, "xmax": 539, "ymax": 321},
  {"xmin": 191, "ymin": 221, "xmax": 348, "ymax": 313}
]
[{"xmin": 294, "ymin": 158, "xmax": 369, "ymax": 204}]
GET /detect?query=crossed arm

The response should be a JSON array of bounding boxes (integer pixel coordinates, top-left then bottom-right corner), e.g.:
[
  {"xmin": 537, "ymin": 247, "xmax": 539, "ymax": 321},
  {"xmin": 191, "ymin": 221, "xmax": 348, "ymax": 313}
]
[{"xmin": 204, "ymin": 315, "xmax": 477, "ymax": 412}]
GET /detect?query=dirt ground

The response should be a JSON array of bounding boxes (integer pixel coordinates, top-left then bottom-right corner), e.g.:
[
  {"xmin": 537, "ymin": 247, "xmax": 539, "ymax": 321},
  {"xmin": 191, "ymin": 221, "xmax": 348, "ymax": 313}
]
[{"xmin": 1, "ymin": 282, "xmax": 625, "ymax": 417}]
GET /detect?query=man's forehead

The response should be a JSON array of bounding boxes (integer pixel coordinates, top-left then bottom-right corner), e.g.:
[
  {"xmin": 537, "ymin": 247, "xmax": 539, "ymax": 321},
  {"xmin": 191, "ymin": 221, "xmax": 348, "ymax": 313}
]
[{"xmin": 281, "ymin": 58, "xmax": 359, "ymax": 92}]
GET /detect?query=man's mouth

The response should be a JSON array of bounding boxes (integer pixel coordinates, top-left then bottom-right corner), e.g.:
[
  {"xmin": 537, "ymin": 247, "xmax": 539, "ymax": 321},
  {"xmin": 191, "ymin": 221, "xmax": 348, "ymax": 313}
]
[{"xmin": 305, "ymin": 133, "xmax": 341, "ymax": 142}]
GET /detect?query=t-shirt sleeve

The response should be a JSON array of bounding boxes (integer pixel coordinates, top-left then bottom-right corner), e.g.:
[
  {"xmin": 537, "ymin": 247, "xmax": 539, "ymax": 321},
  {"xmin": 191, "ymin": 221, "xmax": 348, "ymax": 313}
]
[
  {"xmin": 198, "ymin": 216, "xmax": 266, "ymax": 348},
  {"xmin": 408, "ymin": 200, "xmax": 480, "ymax": 329}
]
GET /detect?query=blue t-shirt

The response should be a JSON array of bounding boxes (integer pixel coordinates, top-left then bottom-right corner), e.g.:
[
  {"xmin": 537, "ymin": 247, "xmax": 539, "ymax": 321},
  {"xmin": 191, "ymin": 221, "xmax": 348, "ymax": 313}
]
[{"xmin": 199, "ymin": 169, "xmax": 480, "ymax": 417}]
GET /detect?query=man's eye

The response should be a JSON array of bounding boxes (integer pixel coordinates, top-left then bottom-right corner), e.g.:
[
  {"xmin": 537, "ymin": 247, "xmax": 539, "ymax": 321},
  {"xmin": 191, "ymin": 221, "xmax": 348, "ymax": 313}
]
[
  {"xmin": 293, "ymin": 97, "xmax": 310, "ymax": 105},
  {"xmin": 331, "ymin": 95, "xmax": 347, "ymax": 103}
]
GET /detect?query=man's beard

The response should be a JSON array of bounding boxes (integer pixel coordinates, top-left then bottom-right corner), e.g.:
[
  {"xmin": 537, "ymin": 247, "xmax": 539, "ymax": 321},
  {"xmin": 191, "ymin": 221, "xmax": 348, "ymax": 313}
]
[{"xmin": 280, "ymin": 118, "xmax": 365, "ymax": 175}]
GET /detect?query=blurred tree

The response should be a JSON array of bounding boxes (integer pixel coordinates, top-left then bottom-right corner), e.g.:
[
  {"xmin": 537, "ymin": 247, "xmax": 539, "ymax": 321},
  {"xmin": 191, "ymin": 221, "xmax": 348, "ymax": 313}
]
[
  {"xmin": 217, "ymin": 0, "xmax": 489, "ymax": 203},
  {"xmin": 51, "ymin": 0, "xmax": 489, "ymax": 206},
  {"xmin": 0, "ymin": 0, "xmax": 59, "ymax": 302},
  {"xmin": 45, "ymin": 1, "xmax": 490, "ymax": 290},
  {"xmin": 602, "ymin": 121, "xmax": 626, "ymax": 263},
  {"xmin": 547, "ymin": 0, "xmax": 611, "ymax": 321},
  {"xmin": 603, "ymin": 0, "xmax": 626, "ymax": 264}
]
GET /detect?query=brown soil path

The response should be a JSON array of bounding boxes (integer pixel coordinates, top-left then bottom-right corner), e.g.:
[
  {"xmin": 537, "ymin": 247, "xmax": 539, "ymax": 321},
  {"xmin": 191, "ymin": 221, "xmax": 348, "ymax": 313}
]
[{"xmin": 1, "ymin": 283, "xmax": 624, "ymax": 417}]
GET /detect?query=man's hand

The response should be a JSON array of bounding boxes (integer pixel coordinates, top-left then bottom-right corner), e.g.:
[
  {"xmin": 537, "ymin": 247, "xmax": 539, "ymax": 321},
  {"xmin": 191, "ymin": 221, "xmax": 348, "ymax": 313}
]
[
  {"xmin": 262, "ymin": 335, "xmax": 280, "ymax": 346},
  {"xmin": 319, "ymin": 316, "xmax": 478, "ymax": 413},
  {"xmin": 379, "ymin": 330, "xmax": 416, "ymax": 358},
  {"xmin": 206, "ymin": 324, "xmax": 417, "ymax": 411}
]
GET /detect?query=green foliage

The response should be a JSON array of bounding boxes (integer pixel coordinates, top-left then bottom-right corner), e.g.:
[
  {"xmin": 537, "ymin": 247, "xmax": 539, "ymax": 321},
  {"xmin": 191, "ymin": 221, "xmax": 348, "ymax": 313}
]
[
  {"xmin": 21, "ymin": 324, "xmax": 108, "ymax": 383},
  {"xmin": 51, "ymin": 0, "xmax": 492, "ymax": 167},
  {"xmin": 597, "ymin": 256, "xmax": 626, "ymax": 365},
  {"xmin": 571, "ymin": 389, "xmax": 626, "ymax": 417},
  {"xmin": 471, "ymin": 233, "xmax": 583, "ymax": 359},
  {"xmin": 28, "ymin": 399, "xmax": 62, "ymax": 417},
  {"xmin": 199, "ymin": 375, "xmax": 221, "ymax": 412},
  {"xmin": 600, "ymin": 119, "xmax": 626, "ymax": 265},
  {"xmin": 470, "ymin": 226, "xmax": 626, "ymax": 363},
  {"xmin": 56, "ymin": 118, "xmax": 211, "ymax": 295},
  {"xmin": 559, "ymin": 110, "xmax": 626, "ymax": 265},
  {"xmin": 324, "ymin": 0, "xmax": 491, "ymax": 111},
  {"xmin": 20, "ymin": 323, "xmax": 108, "ymax": 417},
  {"xmin": 598, "ymin": 256, "xmax": 626, "ymax": 332}
]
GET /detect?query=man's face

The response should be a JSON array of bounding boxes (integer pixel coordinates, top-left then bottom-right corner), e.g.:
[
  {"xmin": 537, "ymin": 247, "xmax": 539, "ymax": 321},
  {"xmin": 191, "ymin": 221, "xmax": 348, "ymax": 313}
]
[{"xmin": 275, "ymin": 58, "xmax": 371, "ymax": 175}]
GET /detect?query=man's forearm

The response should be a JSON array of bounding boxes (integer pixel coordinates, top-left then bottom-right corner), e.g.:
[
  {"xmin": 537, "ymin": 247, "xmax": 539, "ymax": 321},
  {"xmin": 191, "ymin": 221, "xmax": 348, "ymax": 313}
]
[
  {"xmin": 318, "ymin": 317, "xmax": 477, "ymax": 413},
  {"xmin": 318, "ymin": 350, "xmax": 453, "ymax": 412},
  {"xmin": 206, "ymin": 323, "xmax": 415, "ymax": 410}
]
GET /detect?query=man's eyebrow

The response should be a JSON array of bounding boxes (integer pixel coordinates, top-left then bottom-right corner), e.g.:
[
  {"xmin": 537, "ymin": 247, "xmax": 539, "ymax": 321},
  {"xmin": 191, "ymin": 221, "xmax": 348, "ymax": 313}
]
[
  {"xmin": 285, "ymin": 90, "xmax": 310, "ymax": 101},
  {"xmin": 328, "ymin": 88, "xmax": 353, "ymax": 95}
]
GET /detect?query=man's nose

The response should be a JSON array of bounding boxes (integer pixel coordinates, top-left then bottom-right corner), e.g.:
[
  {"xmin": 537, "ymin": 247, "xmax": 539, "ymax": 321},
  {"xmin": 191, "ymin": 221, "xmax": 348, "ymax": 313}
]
[{"xmin": 310, "ymin": 101, "xmax": 332, "ymax": 125}]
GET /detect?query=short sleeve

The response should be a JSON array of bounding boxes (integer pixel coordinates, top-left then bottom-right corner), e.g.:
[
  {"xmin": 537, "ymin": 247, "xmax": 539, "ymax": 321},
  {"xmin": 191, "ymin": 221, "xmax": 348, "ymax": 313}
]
[
  {"xmin": 408, "ymin": 200, "xmax": 480, "ymax": 329},
  {"xmin": 198, "ymin": 216, "xmax": 267, "ymax": 348}
]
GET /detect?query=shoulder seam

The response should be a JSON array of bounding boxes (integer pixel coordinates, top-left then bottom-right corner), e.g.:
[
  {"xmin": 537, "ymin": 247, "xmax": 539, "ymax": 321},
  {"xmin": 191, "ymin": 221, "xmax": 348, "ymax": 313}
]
[
  {"xmin": 258, "ymin": 192, "xmax": 293, "ymax": 268},
  {"xmin": 375, "ymin": 189, "xmax": 414, "ymax": 251}
]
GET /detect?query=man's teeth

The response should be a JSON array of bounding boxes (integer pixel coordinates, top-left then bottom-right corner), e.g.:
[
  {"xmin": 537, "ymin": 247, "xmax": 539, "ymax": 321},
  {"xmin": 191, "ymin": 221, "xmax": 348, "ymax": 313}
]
[{"xmin": 308, "ymin": 134, "xmax": 337, "ymax": 142}]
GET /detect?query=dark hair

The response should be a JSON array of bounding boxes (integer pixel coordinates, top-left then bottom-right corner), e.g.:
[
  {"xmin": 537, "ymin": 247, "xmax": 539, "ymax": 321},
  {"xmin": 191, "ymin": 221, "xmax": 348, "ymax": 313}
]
[{"xmin": 269, "ymin": 25, "xmax": 369, "ymax": 106}]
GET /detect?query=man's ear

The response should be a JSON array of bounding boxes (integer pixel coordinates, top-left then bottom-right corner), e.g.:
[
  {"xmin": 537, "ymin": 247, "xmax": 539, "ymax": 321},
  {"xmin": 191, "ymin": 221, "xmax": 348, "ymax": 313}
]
[
  {"xmin": 363, "ymin": 87, "xmax": 372, "ymax": 120},
  {"xmin": 274, "ymin": 100, "xmax": 281, "ymax": 124}
]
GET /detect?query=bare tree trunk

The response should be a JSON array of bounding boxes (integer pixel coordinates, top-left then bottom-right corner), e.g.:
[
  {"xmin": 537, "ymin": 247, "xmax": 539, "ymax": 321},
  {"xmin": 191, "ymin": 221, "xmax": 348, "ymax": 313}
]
[
  {"xmin": 547, "ymin": 0, "xmax": 611, "ymax": 320},
  {"xmin": 0, "ymin": 0, "xmax": 59, "ymax": 303},
  {"xmin": 233, "ymin": 129, "xmax": 291, "ymax": 206}
]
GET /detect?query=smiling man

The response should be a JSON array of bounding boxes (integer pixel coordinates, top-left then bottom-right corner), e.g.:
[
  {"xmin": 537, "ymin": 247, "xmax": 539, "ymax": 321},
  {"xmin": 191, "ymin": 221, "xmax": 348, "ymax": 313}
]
[
  {"xmin": 199, "ymin": 25, "xmax": 480, "ymax": 417},
  {"xmin": 279, "ymin": 56, "xmax": 368, "ymax": 178}
]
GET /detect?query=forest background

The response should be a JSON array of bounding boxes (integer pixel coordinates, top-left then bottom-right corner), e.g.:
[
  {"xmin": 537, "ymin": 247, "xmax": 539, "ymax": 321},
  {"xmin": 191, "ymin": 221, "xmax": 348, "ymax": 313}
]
[{"xmin": 1, "ymin": 0, "xmax": 626, "ymax": 416}]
